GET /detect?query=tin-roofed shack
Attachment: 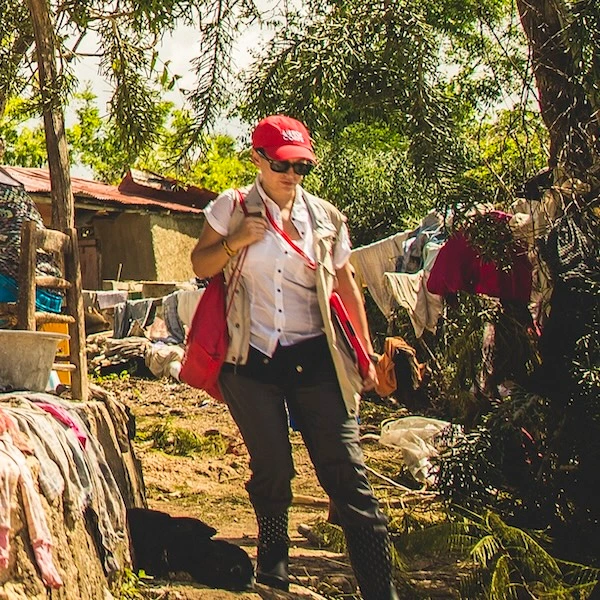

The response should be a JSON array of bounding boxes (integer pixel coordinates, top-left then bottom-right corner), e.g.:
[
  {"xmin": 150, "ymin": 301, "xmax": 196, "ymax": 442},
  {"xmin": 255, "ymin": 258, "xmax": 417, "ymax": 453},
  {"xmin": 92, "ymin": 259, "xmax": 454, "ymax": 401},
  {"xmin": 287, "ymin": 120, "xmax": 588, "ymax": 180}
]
[{"xmin": 0, "ymin": 166, "xmax": 216, "ymax": 289}]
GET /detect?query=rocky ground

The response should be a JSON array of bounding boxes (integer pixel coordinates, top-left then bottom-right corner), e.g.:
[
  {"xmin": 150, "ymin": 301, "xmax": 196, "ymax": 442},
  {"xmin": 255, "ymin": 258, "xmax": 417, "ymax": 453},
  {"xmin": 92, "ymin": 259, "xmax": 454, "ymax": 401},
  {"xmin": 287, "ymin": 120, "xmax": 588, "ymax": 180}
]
[{"xmin": 98, "ymin": 372, "xmax": 462, "ymax": 599}]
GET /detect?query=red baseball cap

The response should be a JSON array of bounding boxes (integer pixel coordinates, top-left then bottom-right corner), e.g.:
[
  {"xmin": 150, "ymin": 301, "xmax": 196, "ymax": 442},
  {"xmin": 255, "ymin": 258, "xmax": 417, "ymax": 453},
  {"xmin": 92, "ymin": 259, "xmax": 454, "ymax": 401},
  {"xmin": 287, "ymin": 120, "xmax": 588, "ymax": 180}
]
[{"xmin": 252, "ymin": 115, "xmax": 316, "ymax": 162}]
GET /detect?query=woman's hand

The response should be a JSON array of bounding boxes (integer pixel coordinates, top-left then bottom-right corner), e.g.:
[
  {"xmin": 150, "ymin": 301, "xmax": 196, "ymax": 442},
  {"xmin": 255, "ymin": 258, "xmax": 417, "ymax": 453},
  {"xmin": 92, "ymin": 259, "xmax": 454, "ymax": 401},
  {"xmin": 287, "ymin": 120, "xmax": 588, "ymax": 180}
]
[
  {"xmin": 361, "ymin": 361, "xmax": 378, "ymax": 393},
  {"xmin": 226, "ymin": 215, "xmax": 267, "ymax": 253},
  {"xmin": 191, "ymin": 214, "xmax": 268, "ymax": 279}
]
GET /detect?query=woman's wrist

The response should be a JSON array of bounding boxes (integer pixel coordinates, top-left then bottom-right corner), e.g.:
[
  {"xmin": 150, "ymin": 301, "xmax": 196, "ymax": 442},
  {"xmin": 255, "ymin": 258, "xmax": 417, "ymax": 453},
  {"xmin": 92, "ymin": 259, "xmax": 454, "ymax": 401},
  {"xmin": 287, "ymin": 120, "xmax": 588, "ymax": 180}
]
[{"xmin": 221, "ymin": 237, "xmax": 239, "ymax": 257}]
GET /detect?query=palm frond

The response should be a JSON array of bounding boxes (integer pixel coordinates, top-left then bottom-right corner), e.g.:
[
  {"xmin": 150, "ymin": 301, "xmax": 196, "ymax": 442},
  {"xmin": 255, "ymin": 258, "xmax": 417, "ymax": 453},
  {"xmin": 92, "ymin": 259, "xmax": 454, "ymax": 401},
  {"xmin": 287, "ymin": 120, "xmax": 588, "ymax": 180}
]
[
  {"xmin": 488, "ymin": 554, "xmax": 519, "ymax": 600},
  {"xmin": 558, "ymin": 559, "xmax": 600, "ymax": 588},
  {"xmin": 470, "ymin": 534, "xmax": 502, "ymax": 569},
  {"xmin": 486, "ymin": 512, "xmax": 562, "ymax": 585},
  {"xmin": 397, "ymin": 520, "xmax": 477, "ymax": 558}
]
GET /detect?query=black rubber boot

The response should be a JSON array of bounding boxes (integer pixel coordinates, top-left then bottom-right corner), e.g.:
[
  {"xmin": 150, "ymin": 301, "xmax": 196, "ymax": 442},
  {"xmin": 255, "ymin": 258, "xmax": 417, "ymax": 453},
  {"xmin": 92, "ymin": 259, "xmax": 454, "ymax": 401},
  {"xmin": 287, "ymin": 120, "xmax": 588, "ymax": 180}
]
[
  {"xmin": 344, "ymin": 525, "xmax": 401, "ymax": 600},
  {"xmin": 256, "ymin": 514, "xmax": 290, "ymax": 591}
]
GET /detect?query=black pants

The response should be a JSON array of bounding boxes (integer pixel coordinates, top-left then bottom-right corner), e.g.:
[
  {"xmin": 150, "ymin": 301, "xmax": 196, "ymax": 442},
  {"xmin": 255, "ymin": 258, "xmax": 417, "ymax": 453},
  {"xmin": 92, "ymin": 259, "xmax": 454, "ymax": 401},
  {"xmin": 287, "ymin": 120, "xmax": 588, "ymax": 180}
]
[{"xmin": 219, "ymin": 336, "xmax": 387, "ymax": 529}]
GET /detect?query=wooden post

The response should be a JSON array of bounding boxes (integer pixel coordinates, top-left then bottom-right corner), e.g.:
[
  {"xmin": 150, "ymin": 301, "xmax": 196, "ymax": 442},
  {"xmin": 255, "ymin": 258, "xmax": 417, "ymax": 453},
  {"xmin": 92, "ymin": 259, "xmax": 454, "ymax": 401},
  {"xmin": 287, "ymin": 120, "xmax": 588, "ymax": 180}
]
[{"xmin": 65, "ymin": 227, "xmax": 89, "ymax": 402}]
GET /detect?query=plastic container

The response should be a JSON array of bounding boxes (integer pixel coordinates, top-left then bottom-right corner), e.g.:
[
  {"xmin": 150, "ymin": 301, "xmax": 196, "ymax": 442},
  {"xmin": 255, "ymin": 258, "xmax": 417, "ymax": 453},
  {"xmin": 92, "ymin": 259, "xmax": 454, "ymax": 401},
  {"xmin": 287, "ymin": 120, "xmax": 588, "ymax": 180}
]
[
  {"xmin": 39, "ymin": 322, "xmax": 71, "ymax": 385},
  {"xmin": 0, "ymin": 329, "xmax": 70, "ymax": 392}
]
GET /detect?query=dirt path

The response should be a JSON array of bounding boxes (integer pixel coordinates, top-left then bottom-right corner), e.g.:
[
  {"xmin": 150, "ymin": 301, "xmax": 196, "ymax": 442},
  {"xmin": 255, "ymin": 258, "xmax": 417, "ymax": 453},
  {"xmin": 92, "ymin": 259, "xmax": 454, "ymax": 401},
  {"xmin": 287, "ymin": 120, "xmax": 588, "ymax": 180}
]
[{"xmin": 100, "ymin": 375, "xmax": 460, "ymax": 599}]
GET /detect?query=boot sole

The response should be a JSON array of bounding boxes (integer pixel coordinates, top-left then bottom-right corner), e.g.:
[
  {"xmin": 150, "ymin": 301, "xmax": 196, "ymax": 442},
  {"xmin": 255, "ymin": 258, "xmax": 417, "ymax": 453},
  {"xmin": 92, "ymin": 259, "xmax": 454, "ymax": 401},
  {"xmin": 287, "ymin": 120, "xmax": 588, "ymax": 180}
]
[{"xmin": 256, "ymin": 572, "xmax": 290, "ymax": 591}]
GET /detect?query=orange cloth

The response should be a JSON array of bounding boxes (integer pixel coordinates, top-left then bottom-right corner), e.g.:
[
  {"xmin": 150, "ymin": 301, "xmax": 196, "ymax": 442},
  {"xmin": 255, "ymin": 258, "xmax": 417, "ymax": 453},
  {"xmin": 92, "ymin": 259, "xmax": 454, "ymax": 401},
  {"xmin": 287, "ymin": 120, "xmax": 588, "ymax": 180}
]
[{"xmin": 374, "ymin": 336, "xmax": 424, "ymax": 398}]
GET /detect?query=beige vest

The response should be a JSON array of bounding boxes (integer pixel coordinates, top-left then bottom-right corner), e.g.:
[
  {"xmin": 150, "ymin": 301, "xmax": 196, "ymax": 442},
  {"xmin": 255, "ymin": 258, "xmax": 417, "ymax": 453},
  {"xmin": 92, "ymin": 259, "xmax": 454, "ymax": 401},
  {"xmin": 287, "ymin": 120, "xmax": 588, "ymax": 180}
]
[{"xmin": 223, "ymin": 184, "xmax": 363, "ymax": 417}]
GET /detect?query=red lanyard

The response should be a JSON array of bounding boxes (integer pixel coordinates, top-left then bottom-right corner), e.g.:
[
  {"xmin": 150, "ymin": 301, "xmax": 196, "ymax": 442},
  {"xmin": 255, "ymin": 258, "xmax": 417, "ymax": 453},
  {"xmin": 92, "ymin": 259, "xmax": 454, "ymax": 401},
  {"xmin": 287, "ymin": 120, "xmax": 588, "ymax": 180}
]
[{"xmin": 261, "ymin": 199, "xmax": 317, "ymax": 270}]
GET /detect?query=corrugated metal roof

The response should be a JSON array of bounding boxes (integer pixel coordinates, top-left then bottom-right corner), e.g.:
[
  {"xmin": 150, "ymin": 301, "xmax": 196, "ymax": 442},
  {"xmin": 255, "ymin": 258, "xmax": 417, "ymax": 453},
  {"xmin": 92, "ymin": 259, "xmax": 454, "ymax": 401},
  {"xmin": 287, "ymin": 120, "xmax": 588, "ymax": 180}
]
[
  {"xmin": 1, "ymin": 166, "xmax": 206, "ymax": 215},
  {"xmin": 119, "ymin": 168, "xmax": 217, "ymax": 209}
]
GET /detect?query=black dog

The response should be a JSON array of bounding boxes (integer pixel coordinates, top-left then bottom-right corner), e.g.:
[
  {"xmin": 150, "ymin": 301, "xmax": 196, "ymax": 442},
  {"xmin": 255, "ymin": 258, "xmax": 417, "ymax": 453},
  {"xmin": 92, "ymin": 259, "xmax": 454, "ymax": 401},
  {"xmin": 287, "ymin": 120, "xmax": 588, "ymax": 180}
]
[{"xmin": 127, "ymin": 508, "xmax": 254, "ymax": 591}]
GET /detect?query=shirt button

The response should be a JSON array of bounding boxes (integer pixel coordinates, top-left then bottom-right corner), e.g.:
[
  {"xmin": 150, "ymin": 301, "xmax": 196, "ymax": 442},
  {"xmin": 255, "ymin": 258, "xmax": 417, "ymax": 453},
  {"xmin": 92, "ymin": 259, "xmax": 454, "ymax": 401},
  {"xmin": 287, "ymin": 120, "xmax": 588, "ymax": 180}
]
[
  {"xmin": 262, "ymin": 358, "xmax": 269, "ymax": 365},
  {"xmin": 235, "ymin": 323, "xmax": 240, "ymax": 328},
  {"xmin": 296, "ymin": 365, "xmax": 303, "ymax": 373},
  {"xmin": 277, "ymin": 269, "xmax": 282, "ymax": 273}
]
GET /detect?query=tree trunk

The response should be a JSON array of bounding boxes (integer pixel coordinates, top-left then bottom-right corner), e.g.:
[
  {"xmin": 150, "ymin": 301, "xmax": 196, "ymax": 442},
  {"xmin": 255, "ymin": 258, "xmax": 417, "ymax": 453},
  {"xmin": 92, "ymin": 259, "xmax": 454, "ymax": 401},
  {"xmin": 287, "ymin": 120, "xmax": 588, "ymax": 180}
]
[
  {"xmin": 26, "ymin": 0, "xmax": 88, "ymax": 402},
  {"xmin": 517, "ymin": 0, "xmax": 600, "ymax": 558},
  {"xmin": 516, "ymin": 0, "xmax": 600, "ymax": 184},
  {"xmin": 25, "ymin": 0, "xmax": 75, "ymax": 230}
]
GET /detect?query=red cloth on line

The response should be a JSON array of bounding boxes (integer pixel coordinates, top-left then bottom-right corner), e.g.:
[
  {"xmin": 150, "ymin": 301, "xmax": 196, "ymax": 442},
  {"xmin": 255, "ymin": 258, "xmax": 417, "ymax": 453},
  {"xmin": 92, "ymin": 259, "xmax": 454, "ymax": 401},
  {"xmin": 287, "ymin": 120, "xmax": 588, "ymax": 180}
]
[{"xmin": 426, "ymin": 214, "xmax": 532, "ymax": 302}]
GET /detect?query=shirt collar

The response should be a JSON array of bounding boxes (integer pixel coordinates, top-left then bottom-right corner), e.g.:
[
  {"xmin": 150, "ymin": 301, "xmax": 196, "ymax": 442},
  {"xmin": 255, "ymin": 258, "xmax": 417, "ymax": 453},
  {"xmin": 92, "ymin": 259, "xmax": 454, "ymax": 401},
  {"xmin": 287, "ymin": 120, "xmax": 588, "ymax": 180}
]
[{"xmin": 254, "ymin": 177, "xmax": 310, "ymax": 224}]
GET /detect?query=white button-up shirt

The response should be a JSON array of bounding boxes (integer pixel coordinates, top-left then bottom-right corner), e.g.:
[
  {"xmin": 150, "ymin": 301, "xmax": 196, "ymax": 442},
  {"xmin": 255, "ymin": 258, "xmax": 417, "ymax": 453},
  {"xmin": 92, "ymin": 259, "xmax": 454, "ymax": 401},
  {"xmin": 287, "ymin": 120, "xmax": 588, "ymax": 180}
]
[{"xmin": 204, "ymin": 179, "xmax": 352, "ymax": 357}]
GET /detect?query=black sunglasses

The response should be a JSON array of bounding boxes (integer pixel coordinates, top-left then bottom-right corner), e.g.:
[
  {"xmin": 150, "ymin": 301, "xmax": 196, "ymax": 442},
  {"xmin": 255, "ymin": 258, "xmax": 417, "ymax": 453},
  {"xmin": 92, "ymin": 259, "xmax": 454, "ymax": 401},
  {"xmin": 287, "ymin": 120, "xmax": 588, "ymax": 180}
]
[{"xmin": 256, "ymin": 148, "xmax": 314, "ymax": 176}]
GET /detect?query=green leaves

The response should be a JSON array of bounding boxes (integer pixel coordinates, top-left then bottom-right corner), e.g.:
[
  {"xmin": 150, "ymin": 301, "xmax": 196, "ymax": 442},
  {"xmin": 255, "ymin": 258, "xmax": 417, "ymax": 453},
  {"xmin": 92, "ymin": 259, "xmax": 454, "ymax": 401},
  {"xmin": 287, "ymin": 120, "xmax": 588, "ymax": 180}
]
[
  {"xmin": 0, "ymin": 97, "xmax": 47, "ymax": 166},
  {"xmin": 239, "ymin": 0, "xmax": 436, "ymax": 131},
  {"xmin": 422, "ymin": 509, "xmax": 600, "ymax": 599},
  {"xmin": 1, "ymin": 0, "xmax": 263, "ymax": 165},
  {"xmin": 64, "ymin": 89, "xmax": 255, "ymax": 186},
  {"xmin": 303, "ymin": 120, "xmax": 431, "ymax": 245},
  {"xmin": 237, "ymin": 0, "xmax": 528, "ymax": 187}
]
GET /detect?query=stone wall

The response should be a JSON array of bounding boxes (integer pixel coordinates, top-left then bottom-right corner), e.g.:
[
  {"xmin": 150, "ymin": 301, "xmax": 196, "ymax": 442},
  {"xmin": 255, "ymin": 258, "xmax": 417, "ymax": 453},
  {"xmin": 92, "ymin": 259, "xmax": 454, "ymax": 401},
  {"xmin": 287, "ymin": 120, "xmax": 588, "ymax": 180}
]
[
  {"xmin": 150, "ymin": 213, "xmax": 203, "ymax": 282},
  {"xmin": 93, "ymin": 212, "xmax": 203, "ymax": 284}
]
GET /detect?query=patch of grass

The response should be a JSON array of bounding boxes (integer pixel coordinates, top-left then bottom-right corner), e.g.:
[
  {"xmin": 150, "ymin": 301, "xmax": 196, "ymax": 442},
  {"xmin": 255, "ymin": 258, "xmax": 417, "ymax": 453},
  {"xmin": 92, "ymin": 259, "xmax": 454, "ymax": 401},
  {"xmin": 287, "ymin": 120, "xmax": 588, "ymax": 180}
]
[
  {"xmin": 115, "ymin": 567, "xmax": 151, "ymax": 599},
  {"xmin": 306, "ymin": 518, "xmax": 347, "ymax": 552},
  {"xmin": 90, "ymin": 369, "xmax": 131, "ymax": 385},
  {"xmin": 142, "ymin": 418, "xmax": 227, "ymax": 456}
]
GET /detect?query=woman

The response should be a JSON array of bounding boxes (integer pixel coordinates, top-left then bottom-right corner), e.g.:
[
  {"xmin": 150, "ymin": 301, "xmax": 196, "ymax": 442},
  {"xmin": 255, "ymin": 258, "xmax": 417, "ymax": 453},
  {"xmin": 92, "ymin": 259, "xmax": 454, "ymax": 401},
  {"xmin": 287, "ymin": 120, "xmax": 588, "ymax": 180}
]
[{"xmin": 191, "ymin": 115, "xmax": 399, "ymax": 599}]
